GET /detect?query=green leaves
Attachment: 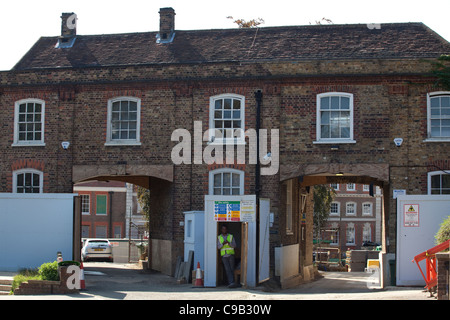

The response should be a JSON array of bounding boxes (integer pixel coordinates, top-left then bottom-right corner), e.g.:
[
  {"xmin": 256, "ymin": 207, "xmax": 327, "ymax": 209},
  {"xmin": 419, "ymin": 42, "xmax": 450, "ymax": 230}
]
[
  {"xmin": 137, "ymin": 186, "xmax": 150, "ymax": 229},
  {"xmin": 313, "ymin": 185, "xmax": 336, "ymax": 236},
  {"xmin": 429, "ymin": 54, "xmax": 450, "ymax": 90},
  {"xmin": 435, "ymin": 215, "xmax": 450, "ymax": 246}
]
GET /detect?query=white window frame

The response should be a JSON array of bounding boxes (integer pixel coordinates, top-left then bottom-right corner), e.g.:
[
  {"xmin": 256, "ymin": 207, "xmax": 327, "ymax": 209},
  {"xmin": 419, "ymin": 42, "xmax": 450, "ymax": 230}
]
[
  {"xmin": 346, "ymin": 183, "xmax": 356, "ymax": 191},
  {"xmin": 81, "ymin": 194, "xmax": 90, "ymax": 215},
  {"xmin": 330, "ymin": 201, "xmax": 340, "ymax": 216},
  {"xmin": 363, "ymin": 184, "xmax": 370, "ymax": 192},
  {"xmin": 13, "ymin": 99, "xmax": 46, "ymax": 147},
  {"xmin": 362, "ymin": 202, "xmax": 373, "ymax": 216},
  {"xmin": 208, "ymin": 168, "xmax": 244, "ymax": 196},
  {"xmin": 330, "ymin": 183, "xmax": 339, "ymax": 191},
  {"xmin": 13, "ymin": 169, "xmax": 44, "ymax": 193},
  {"xmin": 105, "ymin": 97, "xmax": 141, "ymax": 146},
  {"xmin": 346, "ymin": 223, "xmax": 356, "ymax": 246},
  {"xmin": 362, "ymin": 223, "xmax": 372, "ymax": 243},
  {"xmin": 209, "ymin": 94, "xmax": 245, "ymax": 145},
  {"xmin": 330, "ymin": 222, "xmax": 339, "ymax": 246},
  {"xmin": 314, "ymin": 92, "xmax": 355, "ymax": 144},
  {"xmin": 346, "ymin": 202, "xmax": 357, "ymax": 216},
  {"xmin": 425, "ymin": 92, "xmax": 450, "ymax": 142},
  {"xmin": 428, "ymin": 170, "xmax": 450, "ymax": 195}
]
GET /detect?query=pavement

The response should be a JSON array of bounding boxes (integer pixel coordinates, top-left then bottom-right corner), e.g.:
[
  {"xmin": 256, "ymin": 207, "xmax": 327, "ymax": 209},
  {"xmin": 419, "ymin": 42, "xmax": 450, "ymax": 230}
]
[{"xmin": 0, "ymin": 262, "xmax": 433, "ymax": 301}]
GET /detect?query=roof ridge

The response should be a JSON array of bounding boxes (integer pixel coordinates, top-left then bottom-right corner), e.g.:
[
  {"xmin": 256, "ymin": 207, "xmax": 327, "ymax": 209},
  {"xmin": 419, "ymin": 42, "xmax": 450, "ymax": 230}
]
[{"xmin": 37, "ymin": 22, "xmax": 430, "ymax": 39}]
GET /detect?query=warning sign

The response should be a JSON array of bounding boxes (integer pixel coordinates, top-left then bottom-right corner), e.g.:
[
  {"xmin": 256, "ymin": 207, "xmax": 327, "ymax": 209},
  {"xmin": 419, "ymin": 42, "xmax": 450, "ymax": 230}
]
[
  {"xmin": 404, "ymin": 204, "xmax": 419, "ymax": 227},
  {"xmin": 213, "ymin": 199, "xmax": 256, "ymax": 222}
]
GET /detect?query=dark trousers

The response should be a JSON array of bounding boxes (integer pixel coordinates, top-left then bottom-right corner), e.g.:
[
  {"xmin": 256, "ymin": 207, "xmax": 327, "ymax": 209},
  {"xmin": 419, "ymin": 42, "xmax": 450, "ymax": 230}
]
[{"xmin": 222, "ymin": 255, "xmax": 235, "ymax": 285}]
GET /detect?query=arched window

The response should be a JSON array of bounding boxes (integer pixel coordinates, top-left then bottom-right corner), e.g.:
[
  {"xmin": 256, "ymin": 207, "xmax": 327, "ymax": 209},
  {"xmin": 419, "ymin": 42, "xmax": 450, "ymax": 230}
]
[
  {"xmin": 208, "ymin": 168, "xmax": 244, "ymax": 195},
  {"xmin": 13, "ymin": 169, "xmax": 43, "ymax": 193},
  {"xmin": 428, "ymin": 170, "xmax": 450, "ymax": 194}
]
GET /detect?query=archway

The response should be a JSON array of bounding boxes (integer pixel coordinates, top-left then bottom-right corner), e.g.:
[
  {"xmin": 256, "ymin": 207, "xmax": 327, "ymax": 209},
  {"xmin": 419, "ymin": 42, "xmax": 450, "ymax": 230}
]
[
  {"xmin": 72, "ymin": 164, "xmax": 175, "ymax": 275},
  {"xmin": 279, "ymin": 163, "xmax": 390, "ymax": 288}
]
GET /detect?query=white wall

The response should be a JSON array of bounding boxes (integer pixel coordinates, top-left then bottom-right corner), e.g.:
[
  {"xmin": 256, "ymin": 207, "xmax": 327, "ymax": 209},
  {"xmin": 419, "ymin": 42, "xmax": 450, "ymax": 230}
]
[
  {"xmin": 396, "ymin": 195, "xmax": 450, "ymax": 286},
  {"xmin": 275, "ymin": 244, "xmax": 299, "ymax": 280},
  {"xmin": 0, "ymin": 193, "xmax": 76, "ymax": 271}
]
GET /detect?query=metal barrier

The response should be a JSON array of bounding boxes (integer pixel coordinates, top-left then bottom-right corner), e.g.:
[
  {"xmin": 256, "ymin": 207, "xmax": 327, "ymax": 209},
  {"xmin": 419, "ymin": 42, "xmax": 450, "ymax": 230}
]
[{"xmin": 412, "ymin": 240, "xmax": 450, "ymax": 290}]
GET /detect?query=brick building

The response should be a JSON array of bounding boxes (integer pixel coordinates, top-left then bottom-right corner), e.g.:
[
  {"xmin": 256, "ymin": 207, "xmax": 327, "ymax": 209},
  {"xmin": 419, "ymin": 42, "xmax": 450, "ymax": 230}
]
[
  {"xmin": 1, "ymin": 8, "xmax": 449, "ymax": 286},
  {"xmin": 321, "ymin": 183, "xmax": 382, "ymax": 252},
  {"xmin": 74, "ymin": 181, "xmax": 146, "ymax": 239}
]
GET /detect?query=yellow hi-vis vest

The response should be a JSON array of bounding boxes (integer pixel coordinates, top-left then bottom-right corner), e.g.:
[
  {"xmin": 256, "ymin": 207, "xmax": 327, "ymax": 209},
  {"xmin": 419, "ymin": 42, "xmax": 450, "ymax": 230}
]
[{"xmin": 218, "ymin": 234, "xmax": 235, "ymax": 256}]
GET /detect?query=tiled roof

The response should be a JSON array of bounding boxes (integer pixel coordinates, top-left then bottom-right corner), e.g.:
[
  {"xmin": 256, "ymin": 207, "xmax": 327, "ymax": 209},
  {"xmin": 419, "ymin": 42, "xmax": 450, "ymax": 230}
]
[{"xmin": 12, "ymin": 22, "xmax": 450, "ymax": 70}]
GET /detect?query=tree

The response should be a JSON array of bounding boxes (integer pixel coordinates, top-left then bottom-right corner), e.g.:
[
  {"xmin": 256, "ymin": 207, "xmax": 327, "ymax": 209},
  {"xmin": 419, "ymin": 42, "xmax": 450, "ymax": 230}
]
[
  {"xmin": 429, "ymin": 55, "xmax": 450, "ymax": 90},
  {"xmin": 435, "ymin": 215, "xmax": 450, "ymax": 245},
  {"xmin": 312, "ymin": 17, "xmax": 333, "ymax": 25},
  {"xmin": 136, "ymin": 186, "xmax": 150, "ymax": 230},
  {"xmin": 313, "ymin": 184, "xmax": 336, "ymax": 240},
  {"xmin": 227, "ymin": 16, "xmax": 265, "ymax": 28}
]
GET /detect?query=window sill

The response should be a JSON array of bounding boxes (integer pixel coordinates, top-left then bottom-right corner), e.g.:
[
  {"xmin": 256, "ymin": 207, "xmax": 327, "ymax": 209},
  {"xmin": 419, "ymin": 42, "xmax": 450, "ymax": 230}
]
[
  {"xmin": 104, "ymin": 141, "xmax": 141, "ymax": 146},
  {"xmin": 423, "ymin": 138, "xmax": 450, "ymax": 142},
  {"xmin": 12, "ymin": 142, "xmax": 46, "ymax": 147},
  {"xmin": 207, "ymin": 139, "xmax": 247, "ymax": 146},
  {"xmin": 313, "ymin": 139, "xmax": 356, "ymax": 144}
]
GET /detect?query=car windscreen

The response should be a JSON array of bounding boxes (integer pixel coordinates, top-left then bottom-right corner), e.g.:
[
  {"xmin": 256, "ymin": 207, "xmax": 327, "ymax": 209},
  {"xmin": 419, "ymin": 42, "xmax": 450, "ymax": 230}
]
[{"xmin": 88, "ymin": 241, "xmax": 109, "ymax": 246}]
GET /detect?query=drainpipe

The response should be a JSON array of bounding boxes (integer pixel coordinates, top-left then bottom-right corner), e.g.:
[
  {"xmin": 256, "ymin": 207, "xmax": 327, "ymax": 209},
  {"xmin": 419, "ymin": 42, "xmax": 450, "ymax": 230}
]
[
  {"xmin": 255, "ymin": 90, "xmax": 262, "ymax": 200},
  {"xmin": 109, "ymin": 191, "xmax": 113, "ymax": 238},
  {"xmin": 254, "ymin": 90, "xmax": 262, "ymax": 283}
]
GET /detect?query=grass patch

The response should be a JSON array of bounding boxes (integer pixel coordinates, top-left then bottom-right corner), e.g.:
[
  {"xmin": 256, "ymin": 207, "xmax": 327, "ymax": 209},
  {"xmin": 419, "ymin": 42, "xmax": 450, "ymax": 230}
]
[{"xmin": 10, "ymin": 268, "xmax": 42, "ymax": 294}]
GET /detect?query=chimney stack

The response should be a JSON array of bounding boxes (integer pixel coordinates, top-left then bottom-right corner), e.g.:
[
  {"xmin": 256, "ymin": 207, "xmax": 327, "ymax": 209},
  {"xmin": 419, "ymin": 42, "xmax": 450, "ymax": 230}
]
[
  {"xmin": 61, "ymin": 12, "xmax": 77, "ymax": 38},
  {"xmin": 56, "ymin": 12, "xmax": 77, "ymax": 48},
  {"xmin": 157, "ymin": 7, "xmax": 175, "ymax": 43}
]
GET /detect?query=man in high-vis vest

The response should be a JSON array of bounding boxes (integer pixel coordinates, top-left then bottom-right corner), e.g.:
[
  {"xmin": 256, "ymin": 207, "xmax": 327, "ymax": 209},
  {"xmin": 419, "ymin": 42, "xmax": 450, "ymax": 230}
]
[{"xmin": 217, "ymin": 224, "xmax": 238, "ymax": 288}]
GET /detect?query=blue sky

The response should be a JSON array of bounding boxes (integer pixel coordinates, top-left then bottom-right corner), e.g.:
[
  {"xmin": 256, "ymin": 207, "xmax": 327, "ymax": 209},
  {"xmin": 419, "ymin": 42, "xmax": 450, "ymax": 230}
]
[{"xmin": 1, "ymin": 0, "xmax": 449, "ymax": 71}]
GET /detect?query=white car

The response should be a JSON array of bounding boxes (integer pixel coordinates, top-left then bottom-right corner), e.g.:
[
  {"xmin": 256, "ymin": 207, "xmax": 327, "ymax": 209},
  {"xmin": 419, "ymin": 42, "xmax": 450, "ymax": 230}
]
[{"xmin": 82, "ymin": 239, "xmax": 113, "ymax": 262}]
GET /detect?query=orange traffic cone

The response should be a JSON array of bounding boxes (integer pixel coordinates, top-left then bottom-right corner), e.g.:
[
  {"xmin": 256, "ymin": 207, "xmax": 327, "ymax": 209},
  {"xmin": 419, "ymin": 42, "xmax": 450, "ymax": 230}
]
[
  {"xmin": 80, "ymin": 262, "xmax": 86, "ymax": 290},
  {"xmin": 193, "ymin": 262, "xmax": 203, "ymax": 288}
]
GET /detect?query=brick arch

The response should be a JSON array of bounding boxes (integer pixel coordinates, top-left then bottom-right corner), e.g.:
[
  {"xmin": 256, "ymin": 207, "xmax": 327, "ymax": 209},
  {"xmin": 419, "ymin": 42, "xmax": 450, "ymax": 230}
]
[
  {"xmin": 72, "ymin": 164, "xmax": 173, "ymax": 189},
  {"xmin": 280, "ymin": 163, "xmax": 390, "ymax": 185},
  {"xmin": 11, "ymin": 159, "xmax": 45, "ymax": 172},
  {"xmin": 8, "ymin": 159, "xmax": 47, "ymax": 193}
]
